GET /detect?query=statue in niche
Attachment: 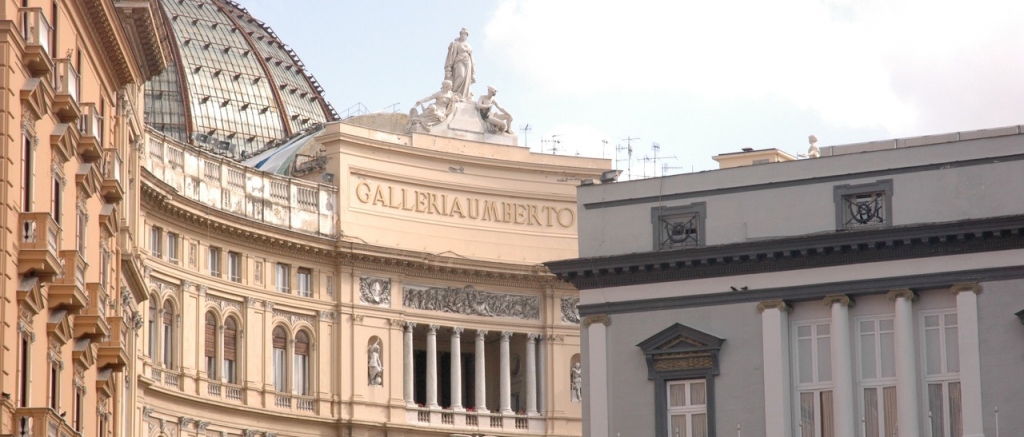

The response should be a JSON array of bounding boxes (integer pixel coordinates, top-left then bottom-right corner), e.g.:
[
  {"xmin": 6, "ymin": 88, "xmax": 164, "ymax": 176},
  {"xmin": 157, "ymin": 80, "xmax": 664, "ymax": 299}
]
[
  {"xmin": 570, "ymin": 362, "xmax": 583, "ymax": 402},
  {"xmin": 368, "ymin": 339, "xmax": 383, "ymax": 386},
  {"xmin": 477, "ymin": 86, "xmax": 514, "ymax": 135},
  {"xmin": 409, "ymin": 80, "xmax": 458, "ymax": 132},
  {"xmin": 444, "ymin": 28, "xmax": 475, "ymax": 99}
]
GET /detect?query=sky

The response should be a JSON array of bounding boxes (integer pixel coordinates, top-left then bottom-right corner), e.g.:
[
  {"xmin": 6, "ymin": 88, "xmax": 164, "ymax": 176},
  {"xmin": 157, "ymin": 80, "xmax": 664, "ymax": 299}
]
[{"xmin": 242, "ymin": 0, "xmax": 1024, "ymax": 179}]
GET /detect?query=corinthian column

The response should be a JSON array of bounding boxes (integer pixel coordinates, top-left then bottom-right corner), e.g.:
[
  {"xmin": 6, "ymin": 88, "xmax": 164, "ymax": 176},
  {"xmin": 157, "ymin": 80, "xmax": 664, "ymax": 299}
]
[
  {"xmin": 450, "ymin": 327, "xmax": 464, "ymax": 411},
  {"xmin": 499, "ymin": 331, "xmax": 513, "ymax": 414},
  {"xmin": 824, "ymin": 295, "xmax": 855, "ymax": 437},
  {"xmin": 475, "ymin": 330, "xmax": 489, "ymax": 413},
  {"xmin": 887, "ymin": 289, "xmax": 920, "ymax": 437},
  {"xmin": 426, "ymin": 324, "xmax": 439, "ymax": 408},
  {"xmin": 537, "ymin": 336, "xmax": 547, "ymax": 415},
  {"xmin": 404, "ymin": 322, "xmax": 416, "ymax": 406},
  {"xmin": 525, "ymin": 334, "xmax": 538, "ymax": 415}
]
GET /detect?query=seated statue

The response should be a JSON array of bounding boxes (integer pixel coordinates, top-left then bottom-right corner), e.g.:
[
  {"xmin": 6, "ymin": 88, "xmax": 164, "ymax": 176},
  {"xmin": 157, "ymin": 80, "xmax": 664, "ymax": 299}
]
[
  {"xmin": 409, "ymin": 80, "xmax": 458, "ymax": 132},
  {"xmin": 476, "ymin": 86, "xmax": 513, "ymax": 135}
]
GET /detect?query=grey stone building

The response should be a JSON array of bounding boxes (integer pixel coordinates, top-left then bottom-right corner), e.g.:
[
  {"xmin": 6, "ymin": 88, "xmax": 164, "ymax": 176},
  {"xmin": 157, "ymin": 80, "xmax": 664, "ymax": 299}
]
[{"xmin": 547, "ymin": 126, "xmax": 1024, "ymax": 437}]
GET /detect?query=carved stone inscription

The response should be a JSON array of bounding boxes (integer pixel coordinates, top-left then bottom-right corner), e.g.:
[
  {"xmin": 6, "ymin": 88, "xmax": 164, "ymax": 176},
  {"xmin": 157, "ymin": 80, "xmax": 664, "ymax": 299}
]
[
  {"xmin": 359, "ymin": 277, "xmax": 391, "ymax": 307},
  {"xmin": 560, "ymin": 297, "xmax": 580, "ymax": 324},
  {"xmin": 403, "ymin": 285, "xmax": 539, "ymax": 320}
]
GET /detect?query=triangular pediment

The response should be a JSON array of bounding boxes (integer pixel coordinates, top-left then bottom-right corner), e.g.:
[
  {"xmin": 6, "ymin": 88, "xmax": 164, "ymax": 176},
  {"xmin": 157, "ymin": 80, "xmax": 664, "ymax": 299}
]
[
  {"xmin": 637, "ymin": 323, "xmax": 724, "ymax": 355},
  {"xmin": 18, "ymin": 276, "xmax": 44, "ymax": 316},
  {"xmin": 48, "ymin": 309, "xmax": 74, "ymax": 345},
  {"xmin": 20, "ymin": 77, "xmax": 48, "ymax": 120},
  {"xmin": 73, "ymin": 337, "xmax": 96, "ymax": 369}
]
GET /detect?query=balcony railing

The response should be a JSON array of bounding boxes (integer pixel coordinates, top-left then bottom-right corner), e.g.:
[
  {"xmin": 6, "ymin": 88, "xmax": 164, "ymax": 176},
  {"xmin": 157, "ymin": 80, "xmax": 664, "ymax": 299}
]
[
  {"xmin": 296, "ymin": 396, "xmax": 315, "ymax": 412},
  {"xmin": 207, "ymin": 381, "xmax": 222, "ymax": 397},
  {"xmin": 14, "ymin": 407, "xmax": 80, "ymax": 437},
  {"xmin": 274, "ymin": 394, "xmax": 292, "ymax": 409},
  {"xmin": 53, "ymin": 58, "xmax": 81, "ymax": 122},
  {"xmin": 49, "ymin": 250, "xmax": 89, "ymax": 310},
  {"xmin": 18, "ymin": 211, "xmax": 61, "ymax": 278},
  {"xmin": 225, "ymin": 385, "xmax": 243, "ymax": 401},
  {"xmin": 98, "ymin": 316, "xmax": 129, "ymax": 370},
  {"xmin": 164, "ymin": 372, "xmax": 180, "ymax": 388},
  {"xmin": 78, "ymin": 103, "xmax": 103, "ymax": 162},
  {"xmin": 73, "ymin": 282, "xmax": 110, "ymax": 341},
  {"xmin": 100, "ymin": 148, "xmax": 124, "ymax": 202},
  {"xmin": 17, "ymin": 7, "xmax": 53, "ymax": 76}
]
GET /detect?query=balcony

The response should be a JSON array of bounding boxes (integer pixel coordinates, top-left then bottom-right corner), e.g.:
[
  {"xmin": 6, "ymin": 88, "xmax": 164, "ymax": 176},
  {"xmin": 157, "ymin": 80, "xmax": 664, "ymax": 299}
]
[
  {"xmin": 97, "ymin": 316, "xmax": 130, "ymax": 370},
  {"xmin": 17, "ymin": 8, "xmax": 53, "ymax": 77},
  {"xmin": 48, "ymin": 250, "xmax": 88, "ymax": 311},
  {"xmin": 73, "ymin": 282, "xmax": 111, "ymax": 341},
  {"xmin": 17, "ymin": 211, "xmax": 62, "ymax": 278},
  {"xmin": 405, "ymin": 407, "xmax": 542, "ymax": 433},
  {"xmin": 78, "ymin": 103, "xmax": 104, "ymax": 162},
  {"xmin": 100, "ymin": 148, "xmax": 124, "ymax": 202},
  {"xmin": 52, "ymin": 58, "xmax": 81, "ymax": 123},
  {"xmin": 14, "ymin": 407, "xmax": 81, "ymax": 437}
]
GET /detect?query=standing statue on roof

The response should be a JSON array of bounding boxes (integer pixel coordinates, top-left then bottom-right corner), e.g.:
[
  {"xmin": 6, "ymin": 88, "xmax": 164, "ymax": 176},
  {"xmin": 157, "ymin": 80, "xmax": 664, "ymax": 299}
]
[{"xmin": 445, "ymin": 28, "xmax": 476, "ymax": 99}]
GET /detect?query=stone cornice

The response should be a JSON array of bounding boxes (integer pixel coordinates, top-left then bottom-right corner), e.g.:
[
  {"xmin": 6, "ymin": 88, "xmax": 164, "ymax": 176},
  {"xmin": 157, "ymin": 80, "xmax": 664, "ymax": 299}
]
[{"xmin": 548, "ymin": 214, "xmax": 1024, "ymax": 291}]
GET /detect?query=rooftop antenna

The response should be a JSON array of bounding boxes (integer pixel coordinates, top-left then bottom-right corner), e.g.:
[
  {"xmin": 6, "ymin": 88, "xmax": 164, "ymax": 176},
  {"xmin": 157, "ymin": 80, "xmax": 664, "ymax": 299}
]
[
  {"xmin": 520, "ymin": 124, "xmax": 532, "ymax": 148},
  {"xmin": 640, "ymin": 142, "xmax": 676, "ymax": 178},
  {"xmin": 662, "ymin": 162, "xmax": 685, "ymax": 176},
  {"xmin": 617, "ymin": 137, "xmax": 638, "ymax": 180},
  {"xmin": 540, "ymin": 134, "xmax": 562, "ymax": 155},
  {"xmin": 602, "ymin": 139, "xmax": 608, "ymax": 159}
]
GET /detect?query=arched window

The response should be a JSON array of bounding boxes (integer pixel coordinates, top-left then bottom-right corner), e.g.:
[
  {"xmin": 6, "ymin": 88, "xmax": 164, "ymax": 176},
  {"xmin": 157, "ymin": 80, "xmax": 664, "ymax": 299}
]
[
  {"xmin": 204, "ymin": 312, "xmax": 217, "ymax": 379},
  {"xmin": 161, "ymin": 301, "xmax": 174, "ymax": 368},
  {"xmin": 223, "ymin": 317, "xmax": 238, "ymax": 384},
  {"xmin": 272, "ymin": 327, "xmax": 287, "ymax": 392},
  {"xmin": 148, "ymin": 296, "xmax": 158, "ymax": 358},
  {"xmin": 294, "ymin": 331, "xmax": 310, "ymax": 395}
]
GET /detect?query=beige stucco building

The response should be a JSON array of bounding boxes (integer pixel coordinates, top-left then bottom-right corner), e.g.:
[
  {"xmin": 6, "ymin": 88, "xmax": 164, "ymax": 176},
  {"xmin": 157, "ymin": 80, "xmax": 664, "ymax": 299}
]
[{"xmin": 2, "ymin": 1, "xmax": 608, "ymax": 437}]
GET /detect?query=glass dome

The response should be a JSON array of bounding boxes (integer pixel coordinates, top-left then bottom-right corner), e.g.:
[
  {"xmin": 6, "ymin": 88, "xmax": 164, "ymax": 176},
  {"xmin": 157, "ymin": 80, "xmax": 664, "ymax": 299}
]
[{"xmin": 144, "ymin": 0, "xmax": 337, "ymax": 160}]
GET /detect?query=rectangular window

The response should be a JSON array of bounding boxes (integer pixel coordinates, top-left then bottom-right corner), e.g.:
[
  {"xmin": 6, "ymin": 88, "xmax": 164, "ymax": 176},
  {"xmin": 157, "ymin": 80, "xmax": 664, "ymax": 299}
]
[
  {"xmin": 794, "ymin": 321, "xmax": 834, "ymax": 437},
  {"xmin": 297, "ymin": 268, "xmax": 311, "ymax": 297},
  {"xmin": 150, "ymin": 226, "xmax": 162, "ymax": 257},
  {"xmin": 666, "ymin": 380, "xmax": 708, "ymax": 437},
  {"xmin": 273, "ymin": 347, "xmax": 287, "ymax": 392},
  {"xmin": 77, "ymin": 211, "xmax": 86, "ymax": 255},
  {"xmin": 52, "ymin": 177, "xmax": 61, "ymax": 223},
  {"xmin": 276, "ymin": 263, "xmax": 290, "ymax": 293},
  {"xmin": 228, "ymin": 252, "xmax": 241, "ymax": 282},
  {"xmin": 49, "ymin": 363, "xmax": 59, "ymax": 410},
  {"xmin": 834, "ymin": 180, "xmax": 893, "ymax": 230},
  {"xmin": 208, "ymin": 246, "xmax": 221, "ymax": 277},
  {"xmin": 73, "ymin": 386, "xmax": 83, "ymax": 431},
  {"xmin": 922, "ymin": 311, "xmax": 962, "ymax": 437},
  {"xmin": 167, "ymin": 232, "xmax": 179, "ymax": 263},
  {"xmin": 23, "ymin": 136, "xmax": 33, "ymax": 212},
  {"xmin": 19, "ymin": 336, "xmax": 30, "ymax": 407},
  {"xmin": 857, "ymin": 317, "xmax": 897, "ymax": 437},
  {"xmin": 652, "ymin": 203, "xmax": 706, "ymax": 250}
]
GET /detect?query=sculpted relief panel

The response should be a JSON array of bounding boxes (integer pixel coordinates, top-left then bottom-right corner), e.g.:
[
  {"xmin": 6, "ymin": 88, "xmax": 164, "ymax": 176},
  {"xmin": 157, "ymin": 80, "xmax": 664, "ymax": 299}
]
[
  {"xmin": 359, "ymin": 277, "xmax": 391, "ymax": 307},
  {"xmin": 403, "ymin": 285, "xmax": 540, "ymax": 320}
]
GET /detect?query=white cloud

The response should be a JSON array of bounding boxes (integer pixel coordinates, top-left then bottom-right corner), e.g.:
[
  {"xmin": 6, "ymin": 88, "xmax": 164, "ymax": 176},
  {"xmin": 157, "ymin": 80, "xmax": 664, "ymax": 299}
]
[{"xmin": 484, "ymin": 0, "xmax": 1024, "ymax": 134}]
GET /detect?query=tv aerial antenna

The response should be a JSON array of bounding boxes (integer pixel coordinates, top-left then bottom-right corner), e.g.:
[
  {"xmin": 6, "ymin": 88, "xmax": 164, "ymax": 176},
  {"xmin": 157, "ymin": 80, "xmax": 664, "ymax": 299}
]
[
  {"xmin": 541, "ymin": 134, "xmax": 562, "ymax": 154},
  {"xmin": 617, "ymin": 136, "xmax": 639, "ymax": 180},
  {"xmin": 520, "ymin": 124, "xmax": 532, "ymax": 148},
  {"xmin": 639, "ymin": 142, "xmax": 676, "ymax": 178}
]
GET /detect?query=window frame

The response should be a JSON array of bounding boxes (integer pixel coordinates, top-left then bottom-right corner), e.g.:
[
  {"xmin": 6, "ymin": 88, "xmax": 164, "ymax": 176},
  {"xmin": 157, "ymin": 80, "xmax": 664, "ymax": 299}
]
[
  {"xmin": 666, "ymin": 379, "xmax": 710, "ymax": 437},
  {"xmin": 276, "ymin": 263, "xmax": 291, "ymax": 293},
  {"xmin": 638, "ymin": 323, "xmax": 722, "ymax": 437},
  {"xmin": 920, "ymin": 309, "xmax": 962, "ymax": 437},
  {"xmin": 296, "ymin": 267, "xmax": 312, "ymax": 297},
  {"xmin": 150, "ymin": 226, "xmax": 162, "ymax": 257},
  {"xmin": 227, "ymin": 251, "xmax": 242, "ymax": 282},
  {"xmin": 855, "ymin": 315, "xmax": 897, "ymax": 437},
  {"xmin": 651, "ymin": 202, "xmax": 707, "ymax": 251},
  {"xmin": 167, "ymin": 232, "xmax": 179, "ymax": 263},
  {"xmin": 208, "ymin": 246, "xmax": 221, "ymax": 278},
  {"xmin": 792, "ymin": 319, "xmax": 834, "ymax": 437}
]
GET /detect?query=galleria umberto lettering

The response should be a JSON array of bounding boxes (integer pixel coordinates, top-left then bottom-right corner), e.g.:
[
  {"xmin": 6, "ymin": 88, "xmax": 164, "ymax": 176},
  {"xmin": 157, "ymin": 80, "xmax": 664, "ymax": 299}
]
[{"xmin": 355, "ymin": 180, "xmax": 576, "ymax": 228}]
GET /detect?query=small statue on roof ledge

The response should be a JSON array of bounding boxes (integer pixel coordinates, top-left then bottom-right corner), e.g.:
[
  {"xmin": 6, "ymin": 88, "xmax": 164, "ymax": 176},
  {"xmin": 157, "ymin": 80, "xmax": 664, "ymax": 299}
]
[{"xmin": 799, "ymin": 134, "xmax": 821, "ymax": 159}]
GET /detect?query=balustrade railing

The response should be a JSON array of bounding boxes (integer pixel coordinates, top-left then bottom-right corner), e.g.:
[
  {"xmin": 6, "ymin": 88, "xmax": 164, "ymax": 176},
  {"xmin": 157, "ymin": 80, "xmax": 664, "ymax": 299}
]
[
  {"xmin": 225, "ymin": 385, "xmax": 242, "ymax": 401},
  {"xmin": 208, "ymin": 382, "xmax": 222, "ymax": 397},
  {"xmin": 275, "ymin": 394, "xmax": 292, "ymax": 409},
  {"xmin": 18, "ymin": 7, "xmax": 51, "ymax": 53}
]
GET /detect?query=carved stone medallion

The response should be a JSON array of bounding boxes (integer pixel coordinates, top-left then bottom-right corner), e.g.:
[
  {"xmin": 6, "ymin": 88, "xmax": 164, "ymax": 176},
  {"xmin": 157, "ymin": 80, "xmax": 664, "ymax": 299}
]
[{"xmin": 359, "ymin": 277, "xmax": 391, "ymax": 307}]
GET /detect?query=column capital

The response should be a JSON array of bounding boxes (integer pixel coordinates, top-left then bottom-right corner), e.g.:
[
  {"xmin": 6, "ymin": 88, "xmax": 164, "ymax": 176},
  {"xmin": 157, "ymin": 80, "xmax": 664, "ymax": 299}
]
[
  {"xmin": 501, "ymin": 331, "xmax": 513, "ymax": 339},
  {"xmin": 477, "ymin": 329, "xmax": 488, "ymax": 338},
  {"xmin": 756, "ymin": 300, "xmax": 791, "ymax": 313},
  {"xmin": 886, "ymin": 289, "xmax": 917, "ymax": 301},
  {"xmin": 823, "ymin": 294, "xmax": 855, "ymax": 308},
  {"xmin": 427, "ymin": 324, "xmax": 439, "ymax": 333},
  {"xmin": 582, "ymin": 314, "xmax": 611, "ymax": 327},
  {"xmin": 404, "ymin": 321, "xmax": 417, "ymax": 330},
  {"xmin": 451, "ymin": 327, "xmax": 464, "ymax": 336},
  {"xmin": 526, "ymin": 333, "xmax": 539, "ymax": 341},
  {"xmin": 951, "ymin": 282, "xmax": 982, "ymax": 295}
]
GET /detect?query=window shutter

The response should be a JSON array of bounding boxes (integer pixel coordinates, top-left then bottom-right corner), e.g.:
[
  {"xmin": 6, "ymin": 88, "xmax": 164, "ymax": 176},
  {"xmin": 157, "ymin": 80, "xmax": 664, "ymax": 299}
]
[
  {"xmin": 162, "ymin": 302, "xmax": 173, "ymax": 324},
  {"xmin": 224, "ymin": 319, "xmax": 237, "ymax": 360},
  {"xmin": 205, "ymin": 313, "xmax": 216, "ymax": 357},
  {"xmin": 273, "ymin": 328, "xmax": 286, "ymax": 349},
  {"xmin": 294, "ymin": 332, "xmax": 309, "ymax": 356}
]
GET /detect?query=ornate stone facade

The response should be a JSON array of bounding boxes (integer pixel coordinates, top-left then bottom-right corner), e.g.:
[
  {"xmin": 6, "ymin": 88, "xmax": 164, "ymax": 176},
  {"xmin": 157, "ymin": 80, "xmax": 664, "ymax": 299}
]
[{"xmin": 403, "ymin": 285, "xmax": 540, "ymax": 320}]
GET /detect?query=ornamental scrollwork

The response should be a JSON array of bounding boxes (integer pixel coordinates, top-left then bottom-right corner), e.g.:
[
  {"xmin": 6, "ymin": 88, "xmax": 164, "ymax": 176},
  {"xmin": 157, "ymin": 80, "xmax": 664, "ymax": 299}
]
[
  {"xmin": 560, "ymin": 297, "xmax": 580, "ymax": 324},
  {"xmin": 359, "ymin": 277, "xmax": 391, "ymax": 307},
  {"xmin": 402, "ymin": 285, "xmax": 539, "ymax": 320}
]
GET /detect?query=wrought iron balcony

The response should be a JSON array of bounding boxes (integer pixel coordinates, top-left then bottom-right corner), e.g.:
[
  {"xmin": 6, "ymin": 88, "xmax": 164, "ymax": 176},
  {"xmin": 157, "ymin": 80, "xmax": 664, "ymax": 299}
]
[
  {"xmin": 100, "ymin": 148, "xmax": 124, "ymax": 202},
  {"xmin": 48, "ymin": 250, "xmax": 89, "ymax": 311},
  {"xmin": 52, "ymin": 58, "xmax": 81, "ymax": 123},
  {"xmin": 17, "ymin": 8, "xmax": 53, "ymax": 77},
  {"xmin": 78, "ymin": 103, "xmax": 104, "ymax": 162},
  {"xmin": 17, "ymin": 211, "xmax": 62, "ymax": 278}
]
